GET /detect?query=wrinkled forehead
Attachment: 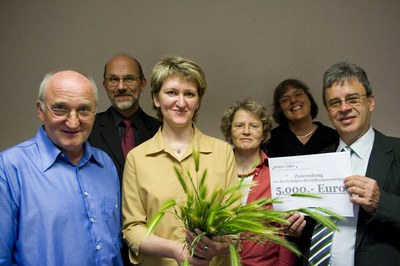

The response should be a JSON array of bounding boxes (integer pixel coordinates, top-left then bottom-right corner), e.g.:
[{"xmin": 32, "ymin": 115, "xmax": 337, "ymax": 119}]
[
  {"xmin": 325, "ymin": 78, "xmax": 366, "ymax": 97},
  {"xmin": 46, "ymin": 72, "xmax": 96, "ymax": 103},
  {"xmin": 105, "ymin": 57, "xmax": 140, "ymax": 76}
]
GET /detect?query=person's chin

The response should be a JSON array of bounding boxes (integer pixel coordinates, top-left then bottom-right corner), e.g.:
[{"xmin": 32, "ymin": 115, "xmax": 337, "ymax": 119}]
[{"xmin": 115, "ymin": 101, "xmax": 134, "ymax": 110}]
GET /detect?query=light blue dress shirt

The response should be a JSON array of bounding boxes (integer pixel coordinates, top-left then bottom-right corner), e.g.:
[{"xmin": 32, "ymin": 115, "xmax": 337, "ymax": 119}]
[{"xmin": 0, "ymin": 126, "xmax": 123, "ymax": 266}]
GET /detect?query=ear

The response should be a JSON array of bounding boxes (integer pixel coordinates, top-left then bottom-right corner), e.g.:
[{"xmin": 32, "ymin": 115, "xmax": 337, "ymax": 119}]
[
  {"xmin": 368, "ymin": 95, "xmax": 376, "ymax": 112},
  {"xmin": 140, "ymin": 77, "xmax": 147, "ymax": 93},
  {"xmin": 152, "ymin": 93, "xmax": 160, "ymax": 108},
  {"xmin": 36, "ymin": 100, "xmax": 45, "ymax": 123}
]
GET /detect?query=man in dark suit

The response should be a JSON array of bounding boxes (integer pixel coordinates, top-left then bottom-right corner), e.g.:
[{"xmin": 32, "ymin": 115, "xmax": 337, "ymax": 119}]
[
  {"xmin": 303, "ymin": 62, "xmax": 400, "ymax": 266},
  {"xmin": 88, "ymin": 54, "xmax": 161, "ymax": 266},
  {"xmin": 89, "ymin": 54, "xmax": 161, "ymax": 179}
]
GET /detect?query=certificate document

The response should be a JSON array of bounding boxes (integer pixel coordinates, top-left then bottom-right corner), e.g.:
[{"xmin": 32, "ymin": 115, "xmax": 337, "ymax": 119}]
[{"xmin": 269, "ymin": 152, "xmax": 354, "ymax": 217}]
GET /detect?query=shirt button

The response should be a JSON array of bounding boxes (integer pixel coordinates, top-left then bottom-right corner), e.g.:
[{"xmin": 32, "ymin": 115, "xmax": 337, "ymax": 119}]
[
  {"xmin": 90, "ymin": 217, "xmax": 95, "ymax": 223},
  {"xmin": 84, "ymin": 191, "xmax": 89, "ymax": 196},
  {"xmin": 96, "ymin": 245, "xmax": 101, "ymax": 250}
]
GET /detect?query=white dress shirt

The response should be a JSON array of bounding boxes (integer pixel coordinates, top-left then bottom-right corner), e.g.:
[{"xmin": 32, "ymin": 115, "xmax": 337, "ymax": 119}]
[{"xmin": 330, "ymin": 127, "xmax": 374, "ymax": 265}]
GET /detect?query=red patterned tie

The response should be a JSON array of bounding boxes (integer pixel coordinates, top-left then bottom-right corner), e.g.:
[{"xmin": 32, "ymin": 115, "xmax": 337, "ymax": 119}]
[{"xmin": 121, "ymin": 118, "xmax": 135, "ymax": 158}]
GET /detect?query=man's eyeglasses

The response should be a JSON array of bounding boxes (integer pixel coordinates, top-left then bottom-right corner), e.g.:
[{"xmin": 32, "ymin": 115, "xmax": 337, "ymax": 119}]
[
  {"xmin": 105, "ymin": 76, "xmax": 141, "ymax": 87},
  {"xmin": 327, "ymin": 94, "xmax": 368, "ymax": 111},
  {"xmin": 42, "ymin": 103, "xmax": 95, "ymax": 121}
]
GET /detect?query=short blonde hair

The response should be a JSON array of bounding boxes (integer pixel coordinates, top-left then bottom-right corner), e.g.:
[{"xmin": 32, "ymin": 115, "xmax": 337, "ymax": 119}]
[{"xmin": 150, "ymin": 56, "xmax": 206, "ymax": 121}]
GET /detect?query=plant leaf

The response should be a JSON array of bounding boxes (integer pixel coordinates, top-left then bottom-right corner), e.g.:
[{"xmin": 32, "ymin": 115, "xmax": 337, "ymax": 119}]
[
  {"xmin": 146, "ymin": 199, "xmax": 177, "ymax": 238},
  {"xmin": 290, "ymin": 192, "xmax": 322, "ymax": 199},
  {"xmin": 229, "ymin": 243, "xmax": 240, "ymax": 266},
  {"xmin": 174, "ymin": 166, "xmax": 188, "ymax": 194},
  {"xmin": 146, "ymin": 150, "xmax": 344, "ymax": 263}
]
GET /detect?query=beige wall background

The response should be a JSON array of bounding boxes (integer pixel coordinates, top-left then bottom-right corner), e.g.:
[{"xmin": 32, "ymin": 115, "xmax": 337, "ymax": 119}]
[{"xmin": 1, "ymin": 0, "xmax": 399, "ymax": 151}]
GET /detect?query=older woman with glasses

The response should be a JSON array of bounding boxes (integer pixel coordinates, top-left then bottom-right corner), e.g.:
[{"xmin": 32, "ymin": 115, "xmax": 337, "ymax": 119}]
[{"xmin": 221, "ymin": 98, "xmax": 305, "ymax": 266}]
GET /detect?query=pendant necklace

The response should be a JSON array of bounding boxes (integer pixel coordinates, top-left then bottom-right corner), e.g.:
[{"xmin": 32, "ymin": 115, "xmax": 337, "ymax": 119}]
[{"xmin": 171, "ymin": 136, "xmax": 193, "ymax": 154}]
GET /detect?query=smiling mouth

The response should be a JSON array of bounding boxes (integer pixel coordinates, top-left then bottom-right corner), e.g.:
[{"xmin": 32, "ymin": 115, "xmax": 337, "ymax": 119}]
[
  {"xmin": 116, "ymin": 94, "xmax": 132, "ymax": 99},
  {"xmin": 174, "ymin": 109, "xmax": 187, "ymax": 114},
  {"xmin": 63, "ymin": 130, "xmax": 80, "ymax": 136},
  {"xmin": 291, "ymin": 105, "xmax": 302, "ymax": 111},
  {"xmin": 339, "ymin": 116, "xmax": 356, "ymax": 124},
  {"xmin": 115, "ymin": 95, "xmax": 133, "ymax": 103}
]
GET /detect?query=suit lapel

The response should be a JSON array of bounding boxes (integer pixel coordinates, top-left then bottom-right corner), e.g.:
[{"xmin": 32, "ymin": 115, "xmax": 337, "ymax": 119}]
[
  {"xmin": 366, "ymin": 131, "xmax": 393, "ymax": 190},
  {"xmin": 98, "ymin": 109, "xmax": 125, "ymax": 169}
]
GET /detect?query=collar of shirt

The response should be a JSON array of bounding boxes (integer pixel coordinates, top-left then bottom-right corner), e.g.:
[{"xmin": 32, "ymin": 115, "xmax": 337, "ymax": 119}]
[
  {"xmin": 336, "ymin": 127, "xmax": 375, "ymax": 160},
  {"xmin": 36, "ymin": 126, "xmax": 103, "ymax": 171},
  {"xmin": 111, "ymin": 106, "xmax": 125, "ymax": 128},
  {"xmin": 111, "ymin": 106, "xmax": 149, "ymax": 139}
]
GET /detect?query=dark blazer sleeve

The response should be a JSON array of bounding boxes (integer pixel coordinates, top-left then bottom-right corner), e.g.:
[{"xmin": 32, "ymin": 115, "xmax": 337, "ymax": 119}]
[
  {"xmin": 354, "ymin": 130, "xmax": 400, "ymax": 266},
  {"xmin": 88, "ymin": 108, "xmax": 125, "ymax": 180}
]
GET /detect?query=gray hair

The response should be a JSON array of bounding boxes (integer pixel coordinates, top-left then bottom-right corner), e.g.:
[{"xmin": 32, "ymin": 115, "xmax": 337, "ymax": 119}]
[
  {"xmin": 322, "ymin": 62, "xmax": 373, "ymax": 106},
  {"xmin": 220, "ymin": 98, "xmax": 273, "ymax": 145},
  {"xmin": 38, "ymin": 70, "xmax": 99, "ymax": 110}
]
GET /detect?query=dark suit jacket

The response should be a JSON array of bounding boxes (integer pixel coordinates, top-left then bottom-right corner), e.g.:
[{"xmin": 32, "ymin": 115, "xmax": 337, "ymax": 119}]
[
  {"xmin": 88, "ymin": 107, "xmax": 161, "ymax": 181},
  {"xmin": 301, "ymin": 129, "xmax": 400, "ymax": 266}
]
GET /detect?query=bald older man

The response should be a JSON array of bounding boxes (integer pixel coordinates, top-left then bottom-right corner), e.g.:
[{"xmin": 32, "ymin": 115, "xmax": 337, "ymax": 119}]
[{"xmin": 0, "ymin": 70, "xmax": 123, "ymax": 265}]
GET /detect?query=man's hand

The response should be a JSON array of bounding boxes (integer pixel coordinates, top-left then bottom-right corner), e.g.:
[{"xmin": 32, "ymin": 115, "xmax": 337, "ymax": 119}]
[{"xmin": 344, "ymin": 175, "xmax": 380, "ymax": 213}]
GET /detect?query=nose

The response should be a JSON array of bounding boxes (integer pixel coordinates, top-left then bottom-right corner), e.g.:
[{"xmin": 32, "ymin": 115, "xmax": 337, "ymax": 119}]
[
  {"xmin": 176, "ymin": 94, "xmax": 186, "ymax": 107},
  {"xmin": 242, "ymin": 125, "xmax": 251, "ymax": 134},
  {"xmin": 338, "ymin": 100, "xmax": 352, "ymax": 111},
  {"xmin": 65, "ymin": 111, "xmax": 80, "ymax": 128},
  {"xmin": 289, "ymin": 95, "xmax": 297, "ymax": 103},
  {"xmin": 116, "ymin": 79, "xmax": 125, "ymax": 90}
]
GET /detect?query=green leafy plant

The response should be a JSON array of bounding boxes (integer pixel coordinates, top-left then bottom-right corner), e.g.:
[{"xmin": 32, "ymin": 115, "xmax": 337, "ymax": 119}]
[{"xmin": 146, "ymin": 150, "xmax": 345, "ymax": 265}]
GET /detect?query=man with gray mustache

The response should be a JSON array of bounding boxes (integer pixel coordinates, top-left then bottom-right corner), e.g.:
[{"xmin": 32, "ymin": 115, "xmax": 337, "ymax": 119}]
[
  {"xmin": 88, "ymin": 54, "xmax": 161, "ymax": 265},
  {"xmin": 89, "ymin": 54, "xmax": 161, "ymax": 180}
]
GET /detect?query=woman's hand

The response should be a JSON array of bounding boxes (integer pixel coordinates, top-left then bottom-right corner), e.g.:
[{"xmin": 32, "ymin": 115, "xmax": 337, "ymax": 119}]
[
  {"xmin": 185, "ymin": 229, "xmax": 233, "ymax": 260},
  {"xmin": 174, "ymin": 242, "xmax": 211, "ymax": 266},
  {"xmin": 139, "ymin": 234, "xmax": 211, "ymax": 266},
  {"xmin": 283, "ymin": 212, "xmax": 306, "ymax": 237}
]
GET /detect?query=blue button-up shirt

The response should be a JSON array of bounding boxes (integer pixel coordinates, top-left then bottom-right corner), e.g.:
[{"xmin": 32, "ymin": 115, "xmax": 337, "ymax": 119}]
[{"xmin": 0, "ymin": 127, "xmax": 123, "ymax": 266}]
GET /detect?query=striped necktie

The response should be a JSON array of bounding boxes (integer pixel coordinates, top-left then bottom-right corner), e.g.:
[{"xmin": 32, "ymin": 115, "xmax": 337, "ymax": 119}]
[
  {"xmin": 308, "ymin": 221, "xmax": 334, "ymax": 265},
  {"xmin": 308, "ymin": 146, "xmax": 351, "ymax": 265}
]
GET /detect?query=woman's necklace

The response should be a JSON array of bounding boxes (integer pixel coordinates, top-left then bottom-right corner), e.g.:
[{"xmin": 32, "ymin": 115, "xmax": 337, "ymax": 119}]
[
  {"xmin": 238, "ymin": 152, "xmax": 264, "ymax": 178},
  {"xmin": 295, "ymin": 124, "xmax": 316, "ymax": 138},
  {"xmin": 170, "ymin": 136, "xmax": 193, "ymax": 154}
]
